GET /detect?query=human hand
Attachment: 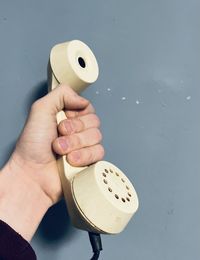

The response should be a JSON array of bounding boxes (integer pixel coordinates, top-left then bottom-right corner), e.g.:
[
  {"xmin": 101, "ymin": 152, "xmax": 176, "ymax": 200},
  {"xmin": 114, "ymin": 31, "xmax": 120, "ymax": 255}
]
[{"xmin": 7, "ymin": 84, "xmax": 104, "ymax": 205}]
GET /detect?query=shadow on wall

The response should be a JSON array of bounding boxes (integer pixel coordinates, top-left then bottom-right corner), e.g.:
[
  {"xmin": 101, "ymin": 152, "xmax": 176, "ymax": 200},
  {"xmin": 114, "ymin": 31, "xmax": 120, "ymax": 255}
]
[
  {"xmin": 36, "ymin": 199, "xmax": 76, "ymax": 245},
  {"xmin": 25, "ymin": 80, "xmax": 49, "ymax": 111},
  {"xmin": 0, "ymin": 81, "xmax": 49, "ymax": 167},
  {"xmin": 28, "ymin": 81, "xmax": 77, "ymax": 243}
]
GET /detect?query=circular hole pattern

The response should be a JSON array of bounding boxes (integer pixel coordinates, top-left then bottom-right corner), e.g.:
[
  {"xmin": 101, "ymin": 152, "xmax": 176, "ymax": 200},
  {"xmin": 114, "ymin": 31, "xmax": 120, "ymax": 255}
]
[
  {"xmin": 103, "ymin": 179, "xmax": 108, "ymax": 184},
  {"xmin": 102, "ymin": 172, "xmax": 106, "ymax": 177},
  {"xmin": 102, "ymin": 169, "xmax": 132, "ymax": 203},
  {"xmin": 78, "ymin": 57, "xmax": 86, "ymax": 68},
  {"xmin": 115, "ymin": 194, "xmax": 119, "ymax": 199}
]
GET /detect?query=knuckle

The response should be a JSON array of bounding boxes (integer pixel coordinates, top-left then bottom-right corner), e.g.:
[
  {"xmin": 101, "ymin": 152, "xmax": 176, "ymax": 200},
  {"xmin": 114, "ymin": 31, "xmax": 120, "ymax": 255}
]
[
  {"xmin": 90, "ymin": 114, "xmax": 101, "ymax": 127},
  {"xmin": 64, "ymin": 119, "xmax": 74, "ymax": 135},
  {"xmin": 98, "ymin": 145, "xmax": 105, "ymax": 159},
  {"xmin": 75, "ymin": 117, "xmax": 84, "ymax": 131},
  {"xmin": 87, "ymin": 149, "xmax": 95, "ymax": 163},
  {"xmin": 74, "ymin": 134, "xmax": 82, "ymax": 148},
  {"xmin": 31, "ymin": 99, "xmax": 43, "ymax": 111},
  {"xmin": 94, "ymin": 128, "xmax": 102, "ymax": 142}
]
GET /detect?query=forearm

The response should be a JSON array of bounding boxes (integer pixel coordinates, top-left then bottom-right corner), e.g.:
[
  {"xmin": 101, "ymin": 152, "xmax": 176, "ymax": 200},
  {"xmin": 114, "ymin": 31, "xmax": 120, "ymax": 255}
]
[{"xmin": 0, "ymin": 161, "xmax": 51, "ymax": 241}]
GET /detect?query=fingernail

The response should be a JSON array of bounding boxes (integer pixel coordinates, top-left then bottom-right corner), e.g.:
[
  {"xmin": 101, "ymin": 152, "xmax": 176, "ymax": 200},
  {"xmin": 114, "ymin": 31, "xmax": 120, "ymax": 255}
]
[
  {"xmin": 59, "ymin": 138, "xmax": 68, "ymax": 151},
  {"xmin": 71, "ymin": 151, "xmax": 80, "ymax": 162}
]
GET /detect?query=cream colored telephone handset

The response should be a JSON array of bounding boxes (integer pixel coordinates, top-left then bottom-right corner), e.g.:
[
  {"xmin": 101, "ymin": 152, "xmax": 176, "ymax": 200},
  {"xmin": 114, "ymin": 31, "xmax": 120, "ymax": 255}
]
[{"xmin": 48, "ymin": 40, "xmax": 139, "ymax": 258}]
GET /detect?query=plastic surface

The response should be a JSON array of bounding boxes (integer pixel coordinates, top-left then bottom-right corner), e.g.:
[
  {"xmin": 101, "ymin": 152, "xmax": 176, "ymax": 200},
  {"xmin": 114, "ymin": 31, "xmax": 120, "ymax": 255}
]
[{"xmin": 49, "ymin": 40, "xmax": 99, "ymax": 93}]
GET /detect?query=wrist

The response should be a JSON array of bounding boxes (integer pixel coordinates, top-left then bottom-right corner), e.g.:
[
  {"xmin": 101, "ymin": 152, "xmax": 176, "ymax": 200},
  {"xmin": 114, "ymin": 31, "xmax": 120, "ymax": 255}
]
[{"xmin": 0, "ymin": 160, "xmax": 52, "ymax": 241}]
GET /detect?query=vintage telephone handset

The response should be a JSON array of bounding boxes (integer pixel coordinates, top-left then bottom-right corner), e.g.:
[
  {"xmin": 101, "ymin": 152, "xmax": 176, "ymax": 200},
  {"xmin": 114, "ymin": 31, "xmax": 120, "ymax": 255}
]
[{"xmin": 47, "ymin": 40, "xmax": 139, "ymax": 259}]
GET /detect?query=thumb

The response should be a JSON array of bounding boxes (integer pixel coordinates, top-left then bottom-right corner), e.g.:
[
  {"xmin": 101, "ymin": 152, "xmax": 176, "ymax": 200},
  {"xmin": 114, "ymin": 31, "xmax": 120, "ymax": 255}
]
[{"xmin": 38, "ymin": 84, "xmax": 89, "ymax": 114}]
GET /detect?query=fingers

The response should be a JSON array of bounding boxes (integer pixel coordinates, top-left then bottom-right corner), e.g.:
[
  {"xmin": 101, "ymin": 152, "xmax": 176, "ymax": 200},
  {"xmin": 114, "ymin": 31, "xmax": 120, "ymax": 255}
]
[
  {"xmin": 49, "ymin": 85, "xmax": 104, "ymax": 166},
  {"xmin": 32, "ymin": 85, "xmax": 89, "ymax": 114},
  {"xmin": 52, "ymin": 128, "xmax": 102, "ymax": 155},
  {"xmin": 67, "ymin": 144, "xmax": 105, "ymax": 166},
  {"xmin": 58, "ymin": 114, "xmax": 100, "ymax": 136}
]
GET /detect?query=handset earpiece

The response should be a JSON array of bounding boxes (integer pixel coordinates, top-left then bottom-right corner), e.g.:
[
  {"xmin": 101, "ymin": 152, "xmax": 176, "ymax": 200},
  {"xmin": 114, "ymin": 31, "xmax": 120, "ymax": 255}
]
[{"xmin": 48, "ymin": 40, "xmax": 139, "ymax": 234}]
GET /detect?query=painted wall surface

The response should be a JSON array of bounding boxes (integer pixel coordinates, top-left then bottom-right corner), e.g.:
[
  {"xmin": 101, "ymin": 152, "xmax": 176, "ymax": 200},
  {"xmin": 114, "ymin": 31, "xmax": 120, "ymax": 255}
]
[{"xmin": 0, "ymin": 1, "xmax": 200, "ymax": 259}]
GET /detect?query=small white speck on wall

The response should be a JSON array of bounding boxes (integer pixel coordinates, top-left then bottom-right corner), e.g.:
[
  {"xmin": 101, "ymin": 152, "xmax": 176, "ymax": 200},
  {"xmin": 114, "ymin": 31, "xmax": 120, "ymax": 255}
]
[
  {"xmin": 136, "ymin": 100, "xmax": 140, "ymax": 105},
  {"xmin": 95, "ymin": 91, "xmax": 99, "ymax": 95},
  {"xmin": 186, "ymin": 96, "xmax": 191, "ymax": 100},
  {"xmin": 107, "ymin": 88, "xmax": 111, "ymax": 91},
  {"xmin": 121, "ymin": 97, "xmax": 126, "ymax": 101}
]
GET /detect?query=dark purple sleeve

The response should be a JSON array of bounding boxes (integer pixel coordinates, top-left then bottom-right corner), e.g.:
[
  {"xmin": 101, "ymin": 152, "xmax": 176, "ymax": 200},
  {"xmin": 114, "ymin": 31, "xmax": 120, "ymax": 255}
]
[{"xmin": 0, "ymin": 220, "xmax": 36, "ymax": 260}]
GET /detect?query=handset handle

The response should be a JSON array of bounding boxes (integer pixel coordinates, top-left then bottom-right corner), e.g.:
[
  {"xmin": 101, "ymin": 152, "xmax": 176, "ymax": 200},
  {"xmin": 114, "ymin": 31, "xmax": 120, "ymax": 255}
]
[
  {"xmin": 48, "ymin": 40, "xmax": 99, "ymax": 180},
  {"xmin": 49, "ymin": 71, "xmax": 88, "ymax": 181}
]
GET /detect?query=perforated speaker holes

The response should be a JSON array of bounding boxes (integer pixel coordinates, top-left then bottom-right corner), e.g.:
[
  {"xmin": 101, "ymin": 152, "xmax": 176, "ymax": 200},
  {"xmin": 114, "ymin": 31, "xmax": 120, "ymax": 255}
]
[{"xmin": 101, "ymin": 168, "xmax": 132, "ymax": 203}]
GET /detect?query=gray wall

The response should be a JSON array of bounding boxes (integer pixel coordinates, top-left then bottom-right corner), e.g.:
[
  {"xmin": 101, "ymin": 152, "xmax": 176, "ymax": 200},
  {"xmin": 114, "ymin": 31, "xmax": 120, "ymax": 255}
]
[{"xmin": 0, "ymin": 0, "xmax": 200, "ymax": 259}]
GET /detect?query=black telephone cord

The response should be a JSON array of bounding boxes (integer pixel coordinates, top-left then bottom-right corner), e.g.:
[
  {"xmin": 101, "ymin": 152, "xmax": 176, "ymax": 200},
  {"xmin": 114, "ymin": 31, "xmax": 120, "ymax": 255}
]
[{"xmin": 88, "ymin": 232, "xmax": 102, "ymax": 260}]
